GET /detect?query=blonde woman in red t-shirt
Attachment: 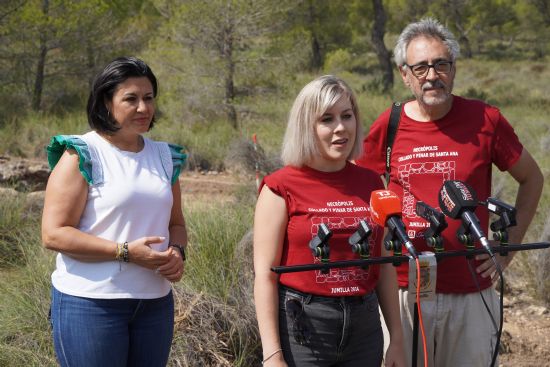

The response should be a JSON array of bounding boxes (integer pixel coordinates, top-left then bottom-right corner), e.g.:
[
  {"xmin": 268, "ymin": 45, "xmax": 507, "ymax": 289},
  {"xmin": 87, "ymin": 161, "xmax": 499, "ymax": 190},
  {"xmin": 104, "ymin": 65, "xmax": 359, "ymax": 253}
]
[{"xmin": 253, "ymin": 75, "xmax": 405, "ymax": 367}]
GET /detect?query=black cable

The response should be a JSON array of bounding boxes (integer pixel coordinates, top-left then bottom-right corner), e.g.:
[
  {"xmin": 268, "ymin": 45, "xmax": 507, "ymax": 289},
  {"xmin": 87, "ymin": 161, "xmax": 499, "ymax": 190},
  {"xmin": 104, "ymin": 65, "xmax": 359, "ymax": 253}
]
[
  {"xmin": 466, "ymin": 254, "xmax": 503, "ymax": 367},
  {"xmin": 467, "ymin": 260, "xmax": 498, "ymax": 331},
  {"xmin": 489, "ymin": 255, "xmax": 504, "ymax": 367}
]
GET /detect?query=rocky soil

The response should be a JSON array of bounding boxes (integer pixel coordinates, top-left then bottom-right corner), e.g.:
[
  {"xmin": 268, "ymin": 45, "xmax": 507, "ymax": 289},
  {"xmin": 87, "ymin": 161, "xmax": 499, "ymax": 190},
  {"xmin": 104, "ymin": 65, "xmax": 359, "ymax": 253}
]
[{"xmin": 499, "ymin": 275, "xmax": 550, "ymax": 367}]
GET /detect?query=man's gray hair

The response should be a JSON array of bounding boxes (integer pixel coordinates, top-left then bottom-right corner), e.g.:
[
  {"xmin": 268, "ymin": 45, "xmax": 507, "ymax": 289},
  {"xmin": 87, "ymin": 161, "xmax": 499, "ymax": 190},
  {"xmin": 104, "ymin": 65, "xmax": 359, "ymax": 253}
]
[{"xmin": 394, "ymin": 18, "xmax": 460, "ymax": 67}]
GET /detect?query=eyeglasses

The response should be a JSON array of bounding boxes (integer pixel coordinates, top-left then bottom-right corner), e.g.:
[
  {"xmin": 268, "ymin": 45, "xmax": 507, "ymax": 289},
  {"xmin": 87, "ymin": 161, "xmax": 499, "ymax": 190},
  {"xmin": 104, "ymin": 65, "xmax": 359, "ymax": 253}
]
[
  {"xmin": 286, "ymin": 299, "xmax": 310, "ymax": 345},
  {"xmin": 404, "ymin": 60, "xmax": 453, "ymax": 78}
]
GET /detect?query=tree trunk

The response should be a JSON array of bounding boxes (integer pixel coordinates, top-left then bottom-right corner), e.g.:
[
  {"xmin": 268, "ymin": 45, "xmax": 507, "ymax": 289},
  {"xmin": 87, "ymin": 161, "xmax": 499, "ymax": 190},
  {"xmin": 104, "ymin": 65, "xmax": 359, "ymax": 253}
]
[
  {"xmin": 311, "ymin": 35, "xmax": 322, "ymax": 70},
  {"xmin": 307, "ymin": 1, "xmax": 322, "ymax": 70},
  {"xmin": 222, "ymin": 20, "xmax": 237, "ymax": 129},
  {"xmin": 86, "ymin": 39, "xmax": 96, "ymax": 88},
  {"xmin": 533, "ymin": 0, "xmax": 550, "ymax": 26},
  {"xmin": 371, "ymin": 0, "xmax": 393, "ymax": 92},
  {"xmin": 32, "ymin": 0, "xmax": 49, "ymax": 111},
  {"xmin": 459, "ymin": 34, "xmax": 472, "ymax": 58},
  {"xmin": 448, "ymin": 0, "xmax": 473, "ymax": 58}
]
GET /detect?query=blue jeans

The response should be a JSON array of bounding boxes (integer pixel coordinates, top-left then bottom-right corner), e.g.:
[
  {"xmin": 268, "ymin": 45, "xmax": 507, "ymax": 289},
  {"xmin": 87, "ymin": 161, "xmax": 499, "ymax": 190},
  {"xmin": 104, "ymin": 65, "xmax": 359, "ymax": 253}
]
[
  {"xmin": 50, "ymin": 286, "xmax": 174, "ymax": 367},
  {"xmin": 279, "ymin": 286, "xmax": 383, "ymax": 367}
]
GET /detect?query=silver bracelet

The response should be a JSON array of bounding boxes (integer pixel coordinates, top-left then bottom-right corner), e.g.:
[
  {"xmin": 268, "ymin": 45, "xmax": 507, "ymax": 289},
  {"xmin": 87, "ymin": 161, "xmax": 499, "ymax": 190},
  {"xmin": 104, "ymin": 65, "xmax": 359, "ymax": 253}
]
[{"xmin": 262, "ymin": 348, "xmax": 282, "ymax": 364}]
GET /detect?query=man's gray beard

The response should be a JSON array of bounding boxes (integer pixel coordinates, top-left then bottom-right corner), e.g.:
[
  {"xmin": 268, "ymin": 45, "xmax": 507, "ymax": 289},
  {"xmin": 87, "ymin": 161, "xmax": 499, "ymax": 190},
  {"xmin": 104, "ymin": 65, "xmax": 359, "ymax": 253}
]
[
  {"xmin": 422, "ymin": 92, "xmax": 451, "ymax": 106},
  {"xmin": 419, "ymin": 80, "xmax": 453, "ymax": 106}
]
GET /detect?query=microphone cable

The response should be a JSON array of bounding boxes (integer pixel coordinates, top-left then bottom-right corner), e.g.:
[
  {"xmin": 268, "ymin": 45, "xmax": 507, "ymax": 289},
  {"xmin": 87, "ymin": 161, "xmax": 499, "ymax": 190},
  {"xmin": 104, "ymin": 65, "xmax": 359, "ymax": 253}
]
[
  {"xmin": 466, "ymin": 254, "xmax": 504, "ymax": 367},
  {"xmin": 414, "ymin": 257, "xmax": 429, "ymax": 367},
  {"xmin": 466, "ymin": 260, "xmax": 498, "ymax": 331},
  {"xmin": 489, "ymin": 255, "xmax": 504, "ymax": 367}
]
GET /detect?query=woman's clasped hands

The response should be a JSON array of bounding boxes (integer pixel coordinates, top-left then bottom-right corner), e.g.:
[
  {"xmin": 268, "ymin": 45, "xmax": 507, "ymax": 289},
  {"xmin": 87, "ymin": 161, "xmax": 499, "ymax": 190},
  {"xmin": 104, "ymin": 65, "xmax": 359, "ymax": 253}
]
[{"xmin": 126, "ymin": 236, "xmax": 185, "ymax": 282}]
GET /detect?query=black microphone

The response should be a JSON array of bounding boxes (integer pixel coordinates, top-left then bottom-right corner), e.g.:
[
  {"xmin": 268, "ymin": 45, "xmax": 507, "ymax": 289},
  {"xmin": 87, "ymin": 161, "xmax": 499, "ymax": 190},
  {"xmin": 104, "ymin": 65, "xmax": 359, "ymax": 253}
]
[
  {"xmin": 348, "ymin": 220, "xmax": 372, "ymax": 258},
  {"xmin": 415, "ymin": 201, "xmax": 447, "ymax": 251},
  {"xmin": 309, "ymin": 223, "xmax": 331, "ymax": 257},
  {"xmin": 438, "ymin": 180, "xmax": 493, "ymax": 255},
  {"xmin": 309, "ymin": 223, "xmax": 332, "ymax": 273}
]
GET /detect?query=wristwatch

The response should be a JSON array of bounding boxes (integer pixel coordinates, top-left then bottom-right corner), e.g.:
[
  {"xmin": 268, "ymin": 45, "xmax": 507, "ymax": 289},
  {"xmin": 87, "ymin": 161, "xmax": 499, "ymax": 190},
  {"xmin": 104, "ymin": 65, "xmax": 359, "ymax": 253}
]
[{"xmin": 169, "ymin": 244, "xmax": 186, "ymax": 261}]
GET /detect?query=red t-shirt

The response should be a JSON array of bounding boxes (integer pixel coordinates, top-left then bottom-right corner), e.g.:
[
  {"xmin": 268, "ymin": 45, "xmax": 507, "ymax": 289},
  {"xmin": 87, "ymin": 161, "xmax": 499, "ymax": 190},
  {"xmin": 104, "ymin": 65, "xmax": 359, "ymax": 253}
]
[
  {"xmin": 262, "ymin": 162, "xmax": 384, "ymax": 297},
  {"xmin": 356, "ymin": 96, "xmax": 523, "ymax": 293}
]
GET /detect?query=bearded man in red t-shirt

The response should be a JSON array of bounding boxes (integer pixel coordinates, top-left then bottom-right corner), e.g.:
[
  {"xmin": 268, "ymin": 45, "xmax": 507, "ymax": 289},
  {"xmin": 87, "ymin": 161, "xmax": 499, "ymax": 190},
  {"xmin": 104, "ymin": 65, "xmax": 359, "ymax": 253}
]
[{"xmin": 356, "ymin": 17, "xmax": 543, "ymax": 367}]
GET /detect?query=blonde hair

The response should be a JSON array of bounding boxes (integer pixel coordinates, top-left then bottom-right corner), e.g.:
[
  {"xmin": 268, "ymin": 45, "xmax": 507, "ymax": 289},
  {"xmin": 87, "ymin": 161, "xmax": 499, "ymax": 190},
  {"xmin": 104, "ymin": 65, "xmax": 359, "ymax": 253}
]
[{"xmin": 281, "ymin": 75, "xmax": 363, "ymax": 167}]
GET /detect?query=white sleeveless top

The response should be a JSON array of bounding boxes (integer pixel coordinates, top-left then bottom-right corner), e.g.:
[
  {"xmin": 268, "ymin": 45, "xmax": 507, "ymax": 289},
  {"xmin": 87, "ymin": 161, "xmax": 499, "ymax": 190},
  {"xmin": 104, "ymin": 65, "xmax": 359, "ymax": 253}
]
[{"xmin": 51, "ymin": 131, "xmax": 175, "ymax": 299}]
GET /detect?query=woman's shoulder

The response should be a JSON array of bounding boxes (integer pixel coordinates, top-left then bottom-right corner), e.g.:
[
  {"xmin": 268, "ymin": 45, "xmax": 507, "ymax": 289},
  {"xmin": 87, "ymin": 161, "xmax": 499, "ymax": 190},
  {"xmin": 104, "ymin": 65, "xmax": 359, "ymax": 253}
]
[
  {"xmin": 261, "ymin": 165, "xmax": 301, "ymax": 192},
  {"xmin": 47, "ymin": 134, "xmax": 95, "ymax": 183},
  {"xmin": 264, "ymin": 165, "xmax": 305, "ymax": 181},
  {"xmin": 144, "ymin": 138, "xmax": 184, "ymax": 154},
  {"xmin": 144, "ymin": 137, "xmax": 179, "ymax": 147},
  {"xmin": 267, "ymin": 163, "xmax": 378, "ymax": 181},
  {"xmin": 144, "ymin": 138, "xmax": 187, "ymax": 184}
]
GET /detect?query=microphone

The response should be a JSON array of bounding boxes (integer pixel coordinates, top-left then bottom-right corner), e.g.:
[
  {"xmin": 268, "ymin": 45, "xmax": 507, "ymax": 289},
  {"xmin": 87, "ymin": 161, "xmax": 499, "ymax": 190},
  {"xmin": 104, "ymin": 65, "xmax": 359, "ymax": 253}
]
[
  {"xmin": 485, "ymin": 197, "xmax": 517, "ymax": 233},
  {"xmin": 348, "ymin": 220, "xmax": 372, "ymax": 257},
  {"xmin": 415, "ymin": 201, "xmax": 447, "ymax": 251},
  {"xmin": 370, "ymin": 190, "xmax": 418, "ymax": 258},
  {"xmin": 438, "ymin": 180, "xmax": 493, "ymax": 255},
  {"xmin": 309, "ymin": 223, "xmax": 332, "ymax": 258},
  {"xmin": 309, "ymin": 223, "xmax": 332, "ymax": 273}
]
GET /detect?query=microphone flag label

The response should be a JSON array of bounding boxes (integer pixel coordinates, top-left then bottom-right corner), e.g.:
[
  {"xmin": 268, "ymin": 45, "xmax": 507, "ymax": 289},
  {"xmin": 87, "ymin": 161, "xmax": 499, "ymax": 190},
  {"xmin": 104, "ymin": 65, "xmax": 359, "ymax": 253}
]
[
  {"xmin": 369, "ymin": 189, "xmax": 402, "ymax": 226},
  {"xmin": 438, "ymin": 180, "xmax": 478, "ymax": 219},
  {"xmin": 439, "ymin": 185, "xmax": 456, "ymax": 215},
  {"xmin": 408, "ymin": 252, "xmax": 437, "ymax": 302}
]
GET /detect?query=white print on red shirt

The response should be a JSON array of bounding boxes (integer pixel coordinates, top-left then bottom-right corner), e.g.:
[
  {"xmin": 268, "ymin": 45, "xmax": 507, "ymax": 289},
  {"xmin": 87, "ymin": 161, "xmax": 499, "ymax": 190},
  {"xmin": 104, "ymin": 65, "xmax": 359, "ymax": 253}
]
[
  {"xmin": 396, "ymin": 145, "xmax": 460, "ymax": 239},
  {"xmin": 309, "ymin": 215, "xmax": 373, "ymax": 285}
]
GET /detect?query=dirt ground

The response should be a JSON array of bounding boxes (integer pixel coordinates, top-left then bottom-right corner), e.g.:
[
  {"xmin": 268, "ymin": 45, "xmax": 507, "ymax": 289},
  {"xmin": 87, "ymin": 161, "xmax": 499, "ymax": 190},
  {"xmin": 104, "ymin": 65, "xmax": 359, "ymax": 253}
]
[
  {"xmin": 180, "ymin": 171, "xmax": 550, "ymax": 367},
  {"xmin": 180, "ymin": 171, "xmax": 246, "ymax": 205},
  {"xmin": 499, "ymin": 275, "xmax": 550, "ymax": 367}
]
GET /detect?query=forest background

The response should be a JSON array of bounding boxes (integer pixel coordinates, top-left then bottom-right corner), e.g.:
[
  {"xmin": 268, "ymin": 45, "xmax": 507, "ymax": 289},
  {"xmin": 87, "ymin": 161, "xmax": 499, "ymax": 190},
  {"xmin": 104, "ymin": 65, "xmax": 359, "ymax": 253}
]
[{"xmin": 0, "ymin": 0, "xmax": 549, "ymax": 366}]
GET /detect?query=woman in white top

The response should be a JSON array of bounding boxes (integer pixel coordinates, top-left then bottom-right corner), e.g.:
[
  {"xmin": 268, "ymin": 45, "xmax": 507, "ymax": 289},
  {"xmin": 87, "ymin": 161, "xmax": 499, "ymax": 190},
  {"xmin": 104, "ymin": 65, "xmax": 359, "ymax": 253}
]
[{"xmin": 42, "ymin": 56, "xmax": 187, "ymax": 367}]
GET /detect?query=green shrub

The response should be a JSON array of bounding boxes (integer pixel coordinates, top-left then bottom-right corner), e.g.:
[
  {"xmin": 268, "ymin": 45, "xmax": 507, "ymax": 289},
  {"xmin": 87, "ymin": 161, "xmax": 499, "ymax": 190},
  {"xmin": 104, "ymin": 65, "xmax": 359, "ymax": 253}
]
[
  {"xmin": 150, "ymin": 119, "xmax": 241, "ymax": 171},
  {"xmin": 324, "ymin": 49, "xmax": 354, "ymax": 74},
  {"xmin": 463, "ymin": 87, "xmax": 489, "ymax": 102},
  {"xmin": 0, "ymin": 113, "xmax": 87, "ymax": 159}
]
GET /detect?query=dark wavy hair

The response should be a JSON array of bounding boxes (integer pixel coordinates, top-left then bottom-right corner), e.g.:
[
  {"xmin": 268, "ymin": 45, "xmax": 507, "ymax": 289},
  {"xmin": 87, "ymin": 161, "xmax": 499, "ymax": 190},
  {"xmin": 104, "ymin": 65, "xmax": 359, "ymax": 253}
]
[{"xmin": 86, "ymin": 56, "xmax": 158, "ymax": 133}]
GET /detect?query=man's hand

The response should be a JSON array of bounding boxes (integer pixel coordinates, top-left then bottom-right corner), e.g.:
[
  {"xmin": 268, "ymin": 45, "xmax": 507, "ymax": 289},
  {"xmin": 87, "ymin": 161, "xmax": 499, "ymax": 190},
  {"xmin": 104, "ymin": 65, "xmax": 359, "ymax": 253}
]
[{"xmin": 475, "ymin": 252, "xmax": 513, "ymax": 283}]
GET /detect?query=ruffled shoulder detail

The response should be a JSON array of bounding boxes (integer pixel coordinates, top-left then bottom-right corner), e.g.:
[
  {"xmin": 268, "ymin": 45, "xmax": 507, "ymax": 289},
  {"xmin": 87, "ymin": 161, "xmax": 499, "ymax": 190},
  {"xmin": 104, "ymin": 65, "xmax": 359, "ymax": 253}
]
[
  {"xmin": 168, "ymin": 143, "xmax": 187, "ymax": 184},
  {"xmin": 46, "ymin": 135, "xmax": 94, "ymax": 184}
]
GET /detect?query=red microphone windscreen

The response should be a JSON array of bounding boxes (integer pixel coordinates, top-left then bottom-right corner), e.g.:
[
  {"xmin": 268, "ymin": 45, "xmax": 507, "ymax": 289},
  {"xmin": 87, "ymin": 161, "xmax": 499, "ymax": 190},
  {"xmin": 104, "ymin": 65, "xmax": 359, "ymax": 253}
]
[{"xmin": 369, "ymin": 190, "xmax": 402, "ymax": 227}]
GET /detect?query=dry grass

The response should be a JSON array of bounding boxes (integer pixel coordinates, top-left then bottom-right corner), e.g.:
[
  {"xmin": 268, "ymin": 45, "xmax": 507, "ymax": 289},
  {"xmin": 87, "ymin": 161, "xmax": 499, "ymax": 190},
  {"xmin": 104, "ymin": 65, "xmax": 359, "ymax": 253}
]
[
  {"xmin": 168, "ymin": 228, "xmax": 258, "ymax": 366},
  {"xmin": 169, "ymin": 284, "xmax": 259, "ymax": 367}
]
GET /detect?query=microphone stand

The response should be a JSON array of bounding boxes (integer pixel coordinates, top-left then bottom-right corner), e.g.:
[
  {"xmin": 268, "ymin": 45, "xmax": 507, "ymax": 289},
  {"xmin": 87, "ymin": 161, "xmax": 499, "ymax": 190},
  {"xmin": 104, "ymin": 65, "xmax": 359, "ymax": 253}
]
[
  {"xmin": 271, "ymin": 242, "xmax": 550, "ymax": 367},
  {"xmin": 271, "ymin": 243, "xmax": 550, "ymax": 273},
  {"xmin": 410, "ymin": 208, "xmax": 447, "ymax": 367},
  {"xmin": 484, "ymin": 198, "xmax": 517, "ymax": 367}
]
